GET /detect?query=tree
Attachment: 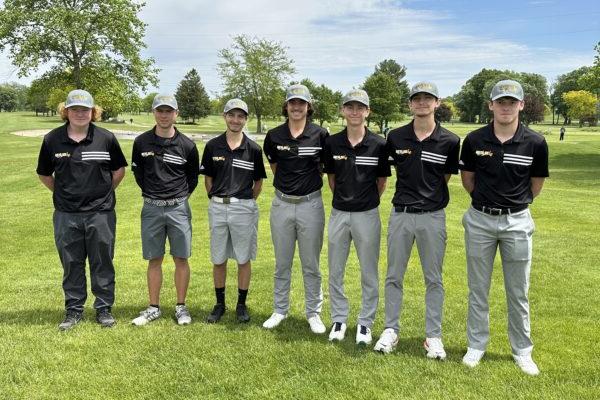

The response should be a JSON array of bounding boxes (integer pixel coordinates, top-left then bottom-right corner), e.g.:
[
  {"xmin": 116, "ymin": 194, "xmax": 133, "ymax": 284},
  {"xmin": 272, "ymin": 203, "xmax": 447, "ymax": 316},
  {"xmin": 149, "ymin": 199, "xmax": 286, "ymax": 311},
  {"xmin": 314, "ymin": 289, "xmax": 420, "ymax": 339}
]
[
  {"xmin": 0, "ymin": 0, "xmax": 158, "ymax": 96},
  {"xmin": 175, "ymin": 69, "xmax": 210, "ymax": 124},
  {"xmin": 124, "ymin": 93, "xmax": 143, "ymax": 115},
  {"xmin": 299, "ymin": 78, "xmax": 342, "ymax": 127},
  {"xmin": 0, "ymin": 85, "xmax": 18, "ymax": 111},
  {"xmin": 142, "ymin": 92, "xmax": 158, "ymax": 114},
  {"xmin": 550, "ymin": 67, "xmax": 590, "ymax": 125},
  {"xmin": 375, "ymin": 59, "xmax": 410, "ymax": 114},
  {"xmin": 218, "ymin": 35, "xmax": 295, "ymax": 133},
  {"xmin": 0, "ymin": 82, "xmax": 28, "ymax": 110},
  {"xmin": 455, "ymin": 68, "xmax": 504, "ymax": 122},
  {"xmin": 46, "ymin": 86, "xmax": 73, "ymax": 113},
  {"xmin": 578, "ymin": 42, "xmax": 600, "ymax": 95},
  {"xmin": 362, "ymin": 72, "xmax": 402, "ymax": 133},
  {"xmin": 435, "ymin": 103, "xmax": 453, "ymax": 122},
  {"xmin": 562, "ymin": 90, "xmax": 598, "ymax": 126}
]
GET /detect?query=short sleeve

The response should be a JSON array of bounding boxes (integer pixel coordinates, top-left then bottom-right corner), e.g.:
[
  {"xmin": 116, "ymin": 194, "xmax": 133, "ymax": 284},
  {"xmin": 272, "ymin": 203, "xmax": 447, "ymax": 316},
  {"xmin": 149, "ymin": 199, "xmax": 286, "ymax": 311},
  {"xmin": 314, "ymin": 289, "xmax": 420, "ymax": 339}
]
[
  {"xmin": 459, "ymin": 135, "xmax": 475, "ymax": 172},
  {"xmin": 109, "ymin": 135, "xmax": 128, "ymax": 170},
  {"xmin": 263, "ymin": 132, "xmax": 277, "ymax": 164},
  {"xmin": 199, "ymin": 143, "xmax": 214, "ymax": 177},
  {"xmin": 253, "ymin": 146, "xmax": 267, "ymax": 180},
  {"xmin": 36, "ymin": 137, "xmax": 54, "ymax": 176},
  {"xmin": 445, "ymin": 137, "xmax": 460, "ymax": 175},
  {"xmin": 530, "ymin": 138, "xmax": 549, "ymax": 178}
]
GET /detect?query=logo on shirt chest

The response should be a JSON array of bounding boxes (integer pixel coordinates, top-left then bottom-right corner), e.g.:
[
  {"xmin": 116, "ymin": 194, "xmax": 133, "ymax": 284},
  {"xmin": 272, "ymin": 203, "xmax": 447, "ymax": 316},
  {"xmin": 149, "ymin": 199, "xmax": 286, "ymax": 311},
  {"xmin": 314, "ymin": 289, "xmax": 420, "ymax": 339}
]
[
  {"xmin": 333, "ymin": 155, "xmax": 348, "ymax": 160},
  {"xmin": 475, "ymin": 150, "xmax": 494, "ymax": 157},
  {"xmin": 276, "ymin": 145, "xmax": 291, "ymax": 152},
  {"xmin": 212, "ymin": 156, "xmax": 226, "ymax": 162},
  {"xmin": 54, "ymin": 152, "xmax": 70, "ymax": 158},
  {"xmin": 141, "ymin": 151, "xmax": 154, "ymax": 157},
  {"xmin": 396, "ymin": 149, "xmax": 412, "ymax": 155}
]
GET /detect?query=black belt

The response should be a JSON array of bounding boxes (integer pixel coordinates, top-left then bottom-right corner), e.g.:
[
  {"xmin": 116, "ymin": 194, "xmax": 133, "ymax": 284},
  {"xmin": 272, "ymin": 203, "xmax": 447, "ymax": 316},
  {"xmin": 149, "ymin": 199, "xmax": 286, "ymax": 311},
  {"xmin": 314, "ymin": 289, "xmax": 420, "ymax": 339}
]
[
  {"xmin": 275, "ymin": 189, "xmax": 321, "ymax": 204},
  {"xmin": 473, "ymin": 204, "xmax": 528, "ymax": 216},
  {"xmin": 394, "ymin": 205, "xmax": 438, "ymax": 214}
]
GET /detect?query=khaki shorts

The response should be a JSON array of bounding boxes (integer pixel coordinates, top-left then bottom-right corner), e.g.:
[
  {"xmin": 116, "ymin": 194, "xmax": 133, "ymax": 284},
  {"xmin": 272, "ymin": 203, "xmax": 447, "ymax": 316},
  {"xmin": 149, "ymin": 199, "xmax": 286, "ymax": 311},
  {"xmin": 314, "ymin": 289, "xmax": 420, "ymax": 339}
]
[{"xmin": 208, "ymin": 198, "xmax": 258, "ymax": 264}]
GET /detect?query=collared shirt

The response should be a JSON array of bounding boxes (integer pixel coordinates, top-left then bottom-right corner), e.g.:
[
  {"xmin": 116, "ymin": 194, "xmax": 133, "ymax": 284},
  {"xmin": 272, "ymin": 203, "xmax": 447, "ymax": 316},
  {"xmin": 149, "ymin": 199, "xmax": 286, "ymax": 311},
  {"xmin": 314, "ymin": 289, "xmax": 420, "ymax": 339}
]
[
  {"xmin": 131, "ymin": 127, "xmax": 199, "ymax": 200},
  {"xmin": 200, "ymin": 133, "xmax": 267, "ymax": 199},
  {"xmin": 459, "ymin": 122, "xmax": 549, "ymax": 208},
  {"xmin": 263, "ymin": 121, "xmax": 328, "ymax": 196},
  {"xmin": 36, "ymin": 123, "xmax": 128, "ymax": 212},
  {"xmin": 387, "ymin": 121, "xmax": 460, "ymax": 211},
  {"xmin": 323, "ymin": 128, "xmax": 391, "ymax": 212}
]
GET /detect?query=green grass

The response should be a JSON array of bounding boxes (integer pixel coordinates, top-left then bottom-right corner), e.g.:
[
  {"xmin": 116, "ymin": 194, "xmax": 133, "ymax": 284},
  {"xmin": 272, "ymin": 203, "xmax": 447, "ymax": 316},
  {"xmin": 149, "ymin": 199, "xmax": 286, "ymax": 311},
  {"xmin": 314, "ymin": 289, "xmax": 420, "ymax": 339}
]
[{"xmin": 0, "ymin": 112, "xmax": 598, "ymax": 399}]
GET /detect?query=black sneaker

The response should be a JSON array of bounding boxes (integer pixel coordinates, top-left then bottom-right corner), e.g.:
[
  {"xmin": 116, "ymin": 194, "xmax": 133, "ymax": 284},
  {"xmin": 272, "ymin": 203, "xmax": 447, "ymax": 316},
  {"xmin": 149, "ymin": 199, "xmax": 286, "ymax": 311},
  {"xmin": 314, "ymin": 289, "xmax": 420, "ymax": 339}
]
[
  {"xmin": 236, "ymin": 304, "xmax": 250, "ymax": 323},
  {"xmin": 59, "ymin": 310, "xmax": 83, "ymax": 331},
  {"xmin": 96, "ymin": 308, "xmax": 116, "ymax": 328},
  {"xmin": 206, "ymin": 303, "xmax": 226, "ymax": 323}
]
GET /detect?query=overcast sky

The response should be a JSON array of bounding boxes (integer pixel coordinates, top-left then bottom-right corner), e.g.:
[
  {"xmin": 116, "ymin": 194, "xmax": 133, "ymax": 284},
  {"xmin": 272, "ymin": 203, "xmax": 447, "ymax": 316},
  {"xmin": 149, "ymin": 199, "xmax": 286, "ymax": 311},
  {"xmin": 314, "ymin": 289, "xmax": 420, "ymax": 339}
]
[{"xmin": 1, "ymin": 0, "xmax": 598, "ymax": 98}]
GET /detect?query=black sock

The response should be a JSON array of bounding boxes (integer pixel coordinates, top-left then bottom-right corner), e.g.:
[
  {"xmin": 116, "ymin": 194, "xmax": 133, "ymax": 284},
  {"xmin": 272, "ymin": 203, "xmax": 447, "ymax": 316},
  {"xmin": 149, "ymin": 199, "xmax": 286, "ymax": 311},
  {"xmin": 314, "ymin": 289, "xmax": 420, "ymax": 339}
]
[
  {"xmin": 176, "ymin": 303, "xmax": 185, "ymax": 306},
  {"xmin": 150, "ymin": 304, "xmax": 159, "ymax": 309},
  {"xmin": 237, "ymin": 288, "xmax": 248, "ymax": 305},
  {"xmin": 215, "ymin": 287, "xmax": 225, "ymax": 305}
]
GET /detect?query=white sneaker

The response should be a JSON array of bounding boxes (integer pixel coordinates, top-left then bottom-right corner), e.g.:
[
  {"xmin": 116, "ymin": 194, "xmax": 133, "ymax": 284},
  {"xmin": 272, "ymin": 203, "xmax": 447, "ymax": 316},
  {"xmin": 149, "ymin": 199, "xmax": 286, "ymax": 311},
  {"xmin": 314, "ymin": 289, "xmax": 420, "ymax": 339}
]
[
  {"xmin": 373, "ymin": 328, "xmax": 398, "ymax": 354},
  {"xmin": 356, "ymin": 325, "xmax": 372, "ymax": 345},
  {"xmin": 424, "ymin": 337, "xmax": 446, "ymax": 360},
  {"xmin": 328, "ymin": 322, "xmax": 347, "ymax": 342},
  {"xmin": 262, "ymin": 312, "xmax": 286, "ymax": 329},
  {"xmin": 132, "ymin": 306, "xmax": 161, "ymax": 326},
  {"xmin": 175, "ymin": 305, "xmax": 192, "ymax": 325},
  {"xmin": 513, "ymin": 353, "xmax": 540, "ymax": 376},
  {"xmin": 462, "ymin": 347, "xmax": 485, "ymax": 368},
  {"xmin": 307, "ymin": 315, "xmax": 326, "ymax": 334}
]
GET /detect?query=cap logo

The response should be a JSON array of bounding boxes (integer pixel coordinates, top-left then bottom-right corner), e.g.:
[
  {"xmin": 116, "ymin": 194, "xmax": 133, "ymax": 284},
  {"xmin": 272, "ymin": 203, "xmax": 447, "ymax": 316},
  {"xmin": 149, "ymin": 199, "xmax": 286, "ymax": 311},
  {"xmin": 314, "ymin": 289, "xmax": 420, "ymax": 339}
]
[
  {"xmin": 157, "ymin": 96, "xmax": 174, "ymax": 102},
  {"xmin": 475, "ymin": 150, "xmax": 494, "ymax": 157},
  {"xmin": 333, "ymin": 155, "xmax": 348, "ymax": 160},
  {"xmin": 416, "ymin": 83, "xmax": 433, "ymax": 91},
  {"xmin": 70, "ymin": 94, "xmax": 88, "ymax": 101},
  {"xmin": 498, "ymin": 84, "xmax": 518, "ymax": 95},
  {"xmin": 396, "ymin": 149, "xmax": 412, "ymax": 155}
]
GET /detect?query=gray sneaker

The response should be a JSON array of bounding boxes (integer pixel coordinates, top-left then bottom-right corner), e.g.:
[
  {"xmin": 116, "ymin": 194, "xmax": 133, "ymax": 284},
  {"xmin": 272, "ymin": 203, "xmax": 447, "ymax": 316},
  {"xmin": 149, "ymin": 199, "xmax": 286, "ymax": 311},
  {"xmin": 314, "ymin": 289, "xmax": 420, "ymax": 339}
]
[
  {"xmin": 175, "ymin": 305, "xmax": 192, "ymax": 325},
  {"xmin": 96, "ymin": 308, "xmax": 116, "ymax": 328},
  {"xmin": 131, "ymin": 306, "xmax": 161, "ymax": 326},
  {"xmin": 59, "ymin": 310, "xmax": 83, "ymax": 331}
]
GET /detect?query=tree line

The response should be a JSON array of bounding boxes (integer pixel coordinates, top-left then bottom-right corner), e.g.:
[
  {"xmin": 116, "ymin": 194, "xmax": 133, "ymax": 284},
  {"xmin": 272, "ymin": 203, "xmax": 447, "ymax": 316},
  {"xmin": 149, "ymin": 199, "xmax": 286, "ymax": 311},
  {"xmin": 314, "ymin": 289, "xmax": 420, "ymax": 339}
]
[{"xmin": 1, "ymin": 1, "xmax": 598, "ymax": 128}]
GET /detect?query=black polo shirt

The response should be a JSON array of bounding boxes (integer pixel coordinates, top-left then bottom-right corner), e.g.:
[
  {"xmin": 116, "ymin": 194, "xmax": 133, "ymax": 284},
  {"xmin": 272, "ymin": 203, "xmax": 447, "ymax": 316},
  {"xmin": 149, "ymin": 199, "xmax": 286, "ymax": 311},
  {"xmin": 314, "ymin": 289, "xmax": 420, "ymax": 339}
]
[
  {"xmin": 387, "ymin": 121, "xmax": 460, "ymax": 211},
  {"xmin": 36, "ymin": 123, "xmax": 128, "ymax": 213},
  {"xmin": 323, "ymin": 128, "xmax": 391, "ymax": 212},
  {"xmin": 263, "ymin": 122, "xmax": 328, "ymax": 196},
  {"xmin": 131, "ymin": 127, "xmax": 199, "ymax": 200},
  {"xmin": 200, "ymin": 133, "xmax": 267, "ymax": 199},
  {"xmin": 459, "ymin": 122, "xmax": 549, "ymax": 209}
]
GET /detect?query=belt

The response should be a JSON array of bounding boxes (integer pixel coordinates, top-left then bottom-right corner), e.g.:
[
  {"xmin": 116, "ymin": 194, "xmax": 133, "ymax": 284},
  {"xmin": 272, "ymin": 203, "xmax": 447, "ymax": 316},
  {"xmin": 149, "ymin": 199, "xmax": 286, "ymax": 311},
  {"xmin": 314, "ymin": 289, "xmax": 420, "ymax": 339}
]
[
  {"xmin": 275, "ymin": 189, "xmax": 321, "ymax": 204},
  {"xmin": 473, "ymin": 204, "xmax": 528, "ymax": 216},
  {"xmin": 143, "ymin": 196, "xmax": 187, "ymax": 207},
  {"xmin": 211, "ymin": 196, "xmax": 240, "ymax": 204},
  {"xmin": 394, "ymin": 205, "xmax": 437, "ymax": 214}
]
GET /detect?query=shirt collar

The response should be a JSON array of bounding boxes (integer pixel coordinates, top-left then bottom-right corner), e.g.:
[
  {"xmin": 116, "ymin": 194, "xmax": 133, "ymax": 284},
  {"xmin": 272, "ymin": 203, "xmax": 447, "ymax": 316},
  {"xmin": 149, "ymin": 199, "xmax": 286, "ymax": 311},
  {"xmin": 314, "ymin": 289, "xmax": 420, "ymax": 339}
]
[
  {"xmin": 409, "ymin": 120, "xmax": 440, "ymax": 142},
  {"xmin": 60, "ymin": 122, "xmax": 94, "ymax": 144},
  {"xmin": 342, "ymin": 127, "xmax": 375, "ymax": 149},
  {"xmin": 484, "ymin": 122, "xmax": 525, "ymax": 144},
  {"xmin": 219, "ymin": 131, "xmax": 249, "ymax": 151},
  {"xmin": 151, "ymin": 126, "xmax": 180, "ymax": 146}
]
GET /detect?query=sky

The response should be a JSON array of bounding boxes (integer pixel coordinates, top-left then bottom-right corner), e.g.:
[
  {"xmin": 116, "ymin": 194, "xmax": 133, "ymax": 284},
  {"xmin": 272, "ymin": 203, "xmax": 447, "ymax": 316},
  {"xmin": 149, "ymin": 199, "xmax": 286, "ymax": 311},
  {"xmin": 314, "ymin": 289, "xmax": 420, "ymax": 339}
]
[{"xmin": 1, "ymin": 0, "xmax": 599, "ymax": 98}]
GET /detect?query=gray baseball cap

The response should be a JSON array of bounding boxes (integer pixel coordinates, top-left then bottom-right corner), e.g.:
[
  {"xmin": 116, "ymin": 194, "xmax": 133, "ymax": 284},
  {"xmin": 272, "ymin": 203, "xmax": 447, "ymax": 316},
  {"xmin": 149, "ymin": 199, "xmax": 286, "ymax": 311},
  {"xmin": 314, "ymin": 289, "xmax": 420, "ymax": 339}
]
[
  {"xmin": 490, "ymin": 80, "xmax": 524, "ymax": 101},
  {"xmin": 409, "ymin": 81, "xmax": 439, "ymax": 99},
  {"xmin": 65, "ymin": 89, "xmax": 94, "ymax": 108},
  {"xmin": 286, "ymin": 84, "xmax": 312, "ymax": 103},
  {"xmin": 223, "ymin": 98, "xmax": 249, "ymax": 115},
  {"xmin": 152, "ymin": 94, "xmax": 178, "ymax": 110},
  {"xmin": 342, "ymin": 89, "xmax": 370, "ymax": 107}
]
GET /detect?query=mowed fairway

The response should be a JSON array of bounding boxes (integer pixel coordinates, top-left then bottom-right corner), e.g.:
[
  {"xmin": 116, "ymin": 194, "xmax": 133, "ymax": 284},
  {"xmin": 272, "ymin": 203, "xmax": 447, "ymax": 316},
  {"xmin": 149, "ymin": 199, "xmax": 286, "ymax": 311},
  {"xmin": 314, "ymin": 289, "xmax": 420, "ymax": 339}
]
[{"xmin": 0, "ymin": 112, "xmax": 598, "ymax": 399}]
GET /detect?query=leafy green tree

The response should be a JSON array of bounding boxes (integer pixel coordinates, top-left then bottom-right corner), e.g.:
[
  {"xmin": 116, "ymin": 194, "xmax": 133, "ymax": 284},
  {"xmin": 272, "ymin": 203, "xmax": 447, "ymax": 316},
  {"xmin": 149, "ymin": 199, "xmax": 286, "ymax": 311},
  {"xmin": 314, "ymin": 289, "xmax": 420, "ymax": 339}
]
[
  {"xmin": 124, "ymin": 93, "xmax": 143, "ymax": 115},
  {"xmin": 0, "ymin": 82, "xmax": 28, "ymax": 110},
  {"xmin": 299, "ymin": 78, "xmax": 342, "ymax": 127},
  {"xmin": 175, "ymin": 69, "xmax": 210, "ymax": 124},
  {"xmin": 46, "ymin": 86, "xmax": 74, "ymax": 113},
  {"xmin": 0, "ymin": 0, "xmax": 158, "ymax": 95},
  {"xmin": 362, "ymin": 72, "xmax": 402, "ymax": 133},
  {"xmin": 218, "ymin": 35, "xmax": 295, "ymax": 133},
  {"xmin": 375, "ymin": 59, "xmax": 410, "ymax": 114},
  {"xmin": 578, "ymin": 42, "xmax": 600, "ymax": 95},
  {"xmin": 142, "ymin": 92, "xmax": 158, "ymax": 114},
  {"xmin": 562, "ymin": 90, "xmax": 598, "ymax": 126},
  {"xmin": 0, "ymin": 85, "xmax": 18, "ymax": 111},
  {"xmin": 550, "ymin": 67, "xmax": 590, "ymax": 125},
  {"xmin": 434, "ymin": 103, "xmax": 453, "ymax": 122},
  {"xmin": 455, "ymin": 68, "xmax": 504, "ymax": 122}
]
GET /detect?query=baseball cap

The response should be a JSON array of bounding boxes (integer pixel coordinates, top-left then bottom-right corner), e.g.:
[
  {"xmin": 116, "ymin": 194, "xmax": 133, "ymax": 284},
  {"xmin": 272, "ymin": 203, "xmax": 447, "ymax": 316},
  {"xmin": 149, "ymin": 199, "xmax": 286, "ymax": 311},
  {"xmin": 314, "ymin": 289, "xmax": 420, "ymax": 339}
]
[
  {"xmin": 65, "ymin": 89, "xmax": 94, "ymax": 108},
  {"xmin": 409, "ymin": 81, "xmax": 439, "ymax": 99},
  {"xmin": 490, "ymin": 80, "xmax": 524, "ymax": 101},
  {"xmin": 285, "ymin": 84, "xmax": 312, "ymax": 103},
  {"xmin": 342, "ymin": 89, "xmax": 370, "ymax": 107},
  {"xmin": 152, "ymin": 94, "xmax": 178, "ymax": 110},
  {"xmin": 223, "ymin": 98, "xmax": 249, "ymax": 115}
]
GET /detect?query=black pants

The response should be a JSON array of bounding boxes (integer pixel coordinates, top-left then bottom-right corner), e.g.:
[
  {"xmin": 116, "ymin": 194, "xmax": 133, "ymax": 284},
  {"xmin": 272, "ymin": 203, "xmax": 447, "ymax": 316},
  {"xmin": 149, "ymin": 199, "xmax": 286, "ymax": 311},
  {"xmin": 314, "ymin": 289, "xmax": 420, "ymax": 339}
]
[{"xmin": 53, "ymin": 210, "xmax": 116, "ymax": 312}]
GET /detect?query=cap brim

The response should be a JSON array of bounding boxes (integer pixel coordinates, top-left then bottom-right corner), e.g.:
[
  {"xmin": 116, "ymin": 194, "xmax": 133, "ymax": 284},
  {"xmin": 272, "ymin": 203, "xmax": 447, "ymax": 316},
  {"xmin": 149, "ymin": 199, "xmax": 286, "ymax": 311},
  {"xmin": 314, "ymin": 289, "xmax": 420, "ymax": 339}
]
[
  {"xmin": 65, "ymin": 102, "xmax": 93, "ymax": 108},
  {"xmin": 343, "ymin": 99, "xmax": 369, "ymax": 107},
  {"xmin": 490, "ymin": 94, "xmax": 523, "ymax": 101},
  {"xmin": 224, "ymin": 107, "xmax": 248, "ymax": 115},
  {"xmin": 153, "ymin": 103, "xmax": 177, "ymax": 110},
  {"xmin": 286, "ymin": 95, "xmax": 310, "ymax": 103},
  {"xmin": 410, "ymin": 91, "xmax": 439, "ymax": 99}
]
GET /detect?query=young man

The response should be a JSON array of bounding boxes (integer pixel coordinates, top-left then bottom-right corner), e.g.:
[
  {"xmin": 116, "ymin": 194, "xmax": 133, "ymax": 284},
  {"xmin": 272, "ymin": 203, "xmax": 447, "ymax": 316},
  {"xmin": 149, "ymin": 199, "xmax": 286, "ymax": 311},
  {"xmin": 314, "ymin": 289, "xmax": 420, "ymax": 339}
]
[
  {"xmin": 323, "ymin": 89, "xmax": 390, "ymax": 345},
  {"xmin": 374, "ymin": 82, "xmax": 460, "ymax": 358},
  {"xmin": 459, "ymin": 80, "xmax": 549, "ymax": 375},
  {"xmin": 37, "ymin": 89, "xmax": 127, "ymax": 330},
  {"xmin": 262, "ymin": 84, "xmax": 328, "ymax": 334},
  {"xmin": 131, "ymin": 94, "xmax": 199, "ymax": 326},
  {"xmin": 200, "ymin": 99, "xmax": 267, "ymax": 323}
]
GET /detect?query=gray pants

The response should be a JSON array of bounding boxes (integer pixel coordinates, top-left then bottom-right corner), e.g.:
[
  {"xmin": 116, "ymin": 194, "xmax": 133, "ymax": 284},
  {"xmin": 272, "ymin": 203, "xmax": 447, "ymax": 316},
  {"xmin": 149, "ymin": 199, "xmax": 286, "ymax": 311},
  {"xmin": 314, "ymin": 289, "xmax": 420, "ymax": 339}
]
[
  {"xmin": 328, "ymin": 208, "xmax": 381, "ymax": 327},
  {"xmin": 384, "ymin": 209, "xmax": 447, "ymax": 337},
  {"xmin": 463, "ymin": 206, "xmax": 535, "ymax": 355},
  {"xmin": 53, "ymin": 210, "xmax": 116, "ymax": 312},
  {"xmin": 270, "ymin": 193, "xmax": 324, "ymax": 317}
]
